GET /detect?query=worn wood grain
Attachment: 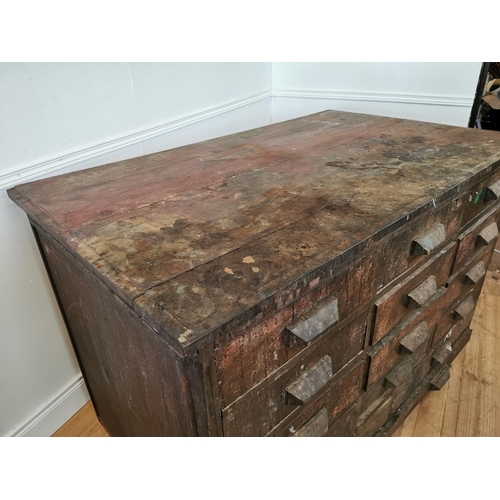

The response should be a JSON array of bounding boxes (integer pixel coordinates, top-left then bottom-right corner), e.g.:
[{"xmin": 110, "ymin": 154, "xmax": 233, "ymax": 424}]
[
  {"xmin": 53, "ymin": 271, "xmax": 500, "ymax": 437},
  {"xmin": 12, "ymin": 111, "xmax": 500, "ymax": 437},
  {"xmin": 9, "ymin": 111, "xmax": 500, "ymax": 352},
  {"xmin": 395, "ymin": 270, "xmax": 500, "ymax": 436}
]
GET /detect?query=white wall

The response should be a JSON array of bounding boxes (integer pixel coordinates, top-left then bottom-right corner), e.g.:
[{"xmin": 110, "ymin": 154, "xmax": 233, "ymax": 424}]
[
  {"xmin": 0, "ymin": 62, "xmax": 481, "ymax": 436},
  {"xmin": 272, "ymin": 62, "xmax": 481, "ymax": 126},
  {"xmin": 0, "ymin": 63, "xmax": 272, "ymax": 436}
]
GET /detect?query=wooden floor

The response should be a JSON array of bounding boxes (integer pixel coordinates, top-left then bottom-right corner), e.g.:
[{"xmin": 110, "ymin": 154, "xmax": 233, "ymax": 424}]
[{"xmin": 53, "ymin": 264, "xmax": 500, "ymax": 438}]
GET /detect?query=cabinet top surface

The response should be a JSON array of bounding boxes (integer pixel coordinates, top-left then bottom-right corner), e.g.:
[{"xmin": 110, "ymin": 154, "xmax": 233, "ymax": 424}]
[{"xmin": 9, "ymin": 110, "xmax": 500, "ymax": 352}]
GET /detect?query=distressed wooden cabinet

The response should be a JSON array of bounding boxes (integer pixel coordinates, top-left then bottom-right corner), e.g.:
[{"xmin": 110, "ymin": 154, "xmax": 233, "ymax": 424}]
[{"xmin": 8, "ymin": 111, "xmax": 500, "ymax": 436}]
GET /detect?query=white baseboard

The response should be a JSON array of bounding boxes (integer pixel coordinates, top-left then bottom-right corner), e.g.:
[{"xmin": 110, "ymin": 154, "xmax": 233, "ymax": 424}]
[
  {"xmin": 0, "ymin": 89, "xmax": 272, "ymax": 192},
  {"xmin": 8, "ymin": 375, "xmax": 89, "ymax": 437},
  {"xmin": 272, "ymin": 88, "xmax": 473, "ymax": 108}
]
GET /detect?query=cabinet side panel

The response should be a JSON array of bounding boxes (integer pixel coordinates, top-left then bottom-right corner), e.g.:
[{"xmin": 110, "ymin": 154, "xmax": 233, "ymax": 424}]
[{"xmin": 38, "ymin": 229, "xmax": 196, "ymax": 436}]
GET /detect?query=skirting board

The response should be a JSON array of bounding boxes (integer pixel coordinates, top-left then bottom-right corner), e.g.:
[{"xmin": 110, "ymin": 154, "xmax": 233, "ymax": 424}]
[
  {"xmin": 272, "ymin": 88, "xmax": 474, "ymax": 108},
  {"xmin": 7, "ymin": 375, "xmax": 89, "ymax": 437}
]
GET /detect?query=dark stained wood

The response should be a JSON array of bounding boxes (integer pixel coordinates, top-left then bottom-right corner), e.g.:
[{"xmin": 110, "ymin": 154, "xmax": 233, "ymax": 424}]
[
  {"xmin": 368, "ymin": 285, "xmax": 451, "ymax": 387},
  {"xmin": 292, "ymin": 408, "xmax": 329, "ymax": 437},
  {"xmin": 8, "ymin": 110, "xmax": 500, "ymax": 437},
  {"xmin": 38, "ymin": 230, "xmax": 197, "ymax": 436},
  {"xmin": 372, "ymin": 242, "xmax": 456, "ymax": 344},
  {"xmin": 216, "ymin": 306, "xmax": 369, "ymax": 408},
  {"xmin": 453, "ymin": 206, "xmax": 500, "ymax": 273},
  {"xmin": 430, "ymin": 365, "xmax": 451, "ymax": 390},
  {"xmin": 222, "ymin": 356, "xmax": 365, "ymax": 437},
  {"xmin": 357, "ymin": 391, "xmax": 394, "ymax": 437},
  {"xmin": 432, "ymin": 282, "xmax": 484, "ymax": 349},
  {"xmin": 9, "ymin": 111, "xmax": 500, "ymax": 354}
]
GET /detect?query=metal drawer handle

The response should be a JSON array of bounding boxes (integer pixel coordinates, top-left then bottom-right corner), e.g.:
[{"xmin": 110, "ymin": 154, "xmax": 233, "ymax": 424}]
[
  {"xmin": 453, "ymin": 295, "xmax": 475, "ymax": 320},
  {"xmin": 399, "ymin": 322, "xmax": 429, "ymax": 355},
  {"xmin": 411, "ymin": 223, "xmax": 446, "ymax": 256},
  {"xmin": 285, "ymin": 356, "xmax": 333, "ymax": 405},
  {"xmin": 430, "ymin": 365, "xmax": 450, "ymax": 391},
  {"xmin": 292, "ymin": 408, "xmax": 328, "ymax": 437},
  {"xmin": 384, "ymin": 356, "xmax": 413, "ymax": 389},
  {"xmin": 463, "ymin": 261, "xmax": 486, "ymax": 285},
  {"xmin": 285, "ymin": 297, "xmax": 339, "ymax": 347},
  {"xmin": 477, "ymin": 222, "xmax": 498, "ymax": 246},
  {"xmin": 406, "ymin": 275, "xmax": 437, "ymax": 308},
  {"xmin": 485, "ymin": 179, "xmax": 500, "ymax": 201}
]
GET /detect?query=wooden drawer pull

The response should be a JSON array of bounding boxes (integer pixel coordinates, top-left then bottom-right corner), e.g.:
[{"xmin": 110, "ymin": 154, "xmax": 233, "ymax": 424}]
[
  {"xmin": 384, "ymin": 357, "xmax": 413, "ymax": 389},
  {"xmin": 463, "ymin": 261, "xmax": 486, "ymax": 285},
  {"xmin": 285, "ymin": 297, "xmax": 339, "ymax": 347},
  {"xmin": 485, "ymin": 179, "xmax": 500, "ymax": 201},
  {"xmin": 406, "ymin": 275, "xmax": 437, "ymax": 308},
  {"xmin": 430, "ymin": 365, "xmax": 450, "ymax": 390},
  {"xmin": 411, "ymin": 223, "xmax": 446, "ymax": 255},
  {"xmin": 292, "ymin": 408, "xmax": 328, "ymax": 437},
  {"xmin": 477, "ymin": 222, "xmax": 498, "ymax": 246},
  {"xmin": 286, "ymin": 356, "xmax": 333, "ymax": 405},
  {"xmin": 453, "ymin": 295, "xmax": 475, "ymax": 320},
  {"xmin": 432, "ymin": 342, "xmax": 452, "ymax": 367},
  {"xmin": 399, "ymin": 322, "xmax": 429, "ymax": 355}
]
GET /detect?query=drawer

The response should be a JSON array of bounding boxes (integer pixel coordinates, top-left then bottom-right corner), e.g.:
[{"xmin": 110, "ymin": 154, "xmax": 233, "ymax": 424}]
[
  {"xmin": 445, "ymin": 242, "xmax": 495, "ymax": 305},
  {"xmin": 389, "ymin": 350, "xmax": 435, "ymax": 412},
  {"xmin": 432, "ymin": 321, "xmax": 473, "ymax": 368},
  {"xmin": 371, "ymin": 242, "xmax": 457, "ymax": 345},
  {"xmin": 215, "ymin": 256, "xmax": 374, "ymax": 407},
  {"xmin": 269, "ymin": 360, "xmax": 366, "ymax": 438},
  {"xmin": 375, "ymin": 195, "xmax": 464, "ymax": 290},
  {"xmin": 222, "ymin": 353, "xmax": 366, "ymax": 437},
  {"xmin": 356, "ymin": 390, "xmax": 394, "ymax": 437},
  {"xmin": 432, "ymin": 281, "xmax": 483, "ymax": 349},
  {"xmin": 368, "ymin": 286, "xmax": 451, "ymax": 387},
  {"xmin": 460, "ymin": 171, "xmax": 500, "ymax": 228},
  {"xmin": 452, "ymin": 205, "xmax": 499, "ymax": 274}
]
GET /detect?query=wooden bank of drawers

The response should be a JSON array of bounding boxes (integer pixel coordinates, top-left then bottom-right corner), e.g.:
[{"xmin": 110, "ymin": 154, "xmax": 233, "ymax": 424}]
[
  {"xmin": 217, "ymin": 182, "xmax": 500, "ymax": 437},
  {"xmin": 9, "ymin": 110, "xmax": 500, "ymax": 436}
]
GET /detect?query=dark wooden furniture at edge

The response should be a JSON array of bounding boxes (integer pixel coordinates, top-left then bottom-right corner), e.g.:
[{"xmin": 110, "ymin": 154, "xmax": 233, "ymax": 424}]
[{"xmin": 8, "ymin": 110, "xmax": 500, "ymax": 436}]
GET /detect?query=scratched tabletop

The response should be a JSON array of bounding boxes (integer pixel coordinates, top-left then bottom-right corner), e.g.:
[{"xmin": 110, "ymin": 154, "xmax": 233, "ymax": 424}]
[{"xmin": 8, "ymin": 111, "xmax": 500, "ymax": 352}]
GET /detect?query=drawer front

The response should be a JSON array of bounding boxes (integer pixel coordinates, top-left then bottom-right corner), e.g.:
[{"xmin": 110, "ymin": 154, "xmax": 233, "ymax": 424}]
[
  {"xmin": 432, "ymin": 280, "xmax": 484, "ymax": 349},
  {"xmin": 269, "ymin": 361, "xmax": 366, "ymax": 438},
  {"xmin": 368, "ymin": 286, "xmax": 452, "ymax": 387},
  {"xmin": 460, "ymin": 172, "xmax": 500, "ymax": 228},
  {"xmin": 372, "ymin": 242, "xmax": 457, "ymax": 345},
  {"xmin": 375, "ymin": 195, "xmax": 463, "ymax": 290},
  {"xmin": 215, "ymin": 257, "xmax": 374, "ymax": 407},
  {"xmin": 356, "ymin": 390, "xmax": 394, "ymax": 437},
  {"xmin": 222, "ymin": 354, "xmax": 365, "ymax": 437},
  {"xmin": 432, "ymin": 320, "xmax": 473, "ymax": 368},
  {"xmin": 453, "ymin": 205, "xmax": 499, "ymax": 274},
  {"xmin": 291, "ymin": 408, "xmax": 329, "ymax": 437},
  {"xmin": 391, "ymin": 351, "xmax": 434, "ymax": 411},
  {"xmin": 445, "ymin": 242, "xmax": 495, "ymax": 305}
]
